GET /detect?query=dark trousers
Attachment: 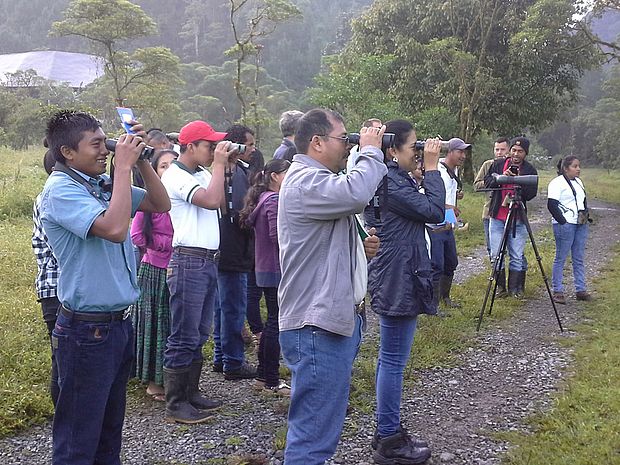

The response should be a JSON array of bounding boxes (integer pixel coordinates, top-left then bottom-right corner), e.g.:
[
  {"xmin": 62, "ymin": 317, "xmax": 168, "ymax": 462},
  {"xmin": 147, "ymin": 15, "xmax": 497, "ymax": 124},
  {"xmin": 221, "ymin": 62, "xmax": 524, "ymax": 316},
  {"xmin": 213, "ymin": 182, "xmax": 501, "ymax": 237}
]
[
  {"xmin": 52, "ymin": 313, "xmax": 133, "ymax": 465},
  {"xmin": 256, "ymin": 287, "xmax": 280, "ymax": 387},
  {"xmin": 246, "ymin": 271, "xmax": 264, "ymax": 334},
  {"xmin": 430, "ymin": 229, "xmax": 459, "ymax": 281},
  {"xmin": 165, "ymin": 252, "xmax": 218, "ymax": 368},
  {"xmin": 41, "ymin": 296, "xmax": 61, "ymax": 406}
]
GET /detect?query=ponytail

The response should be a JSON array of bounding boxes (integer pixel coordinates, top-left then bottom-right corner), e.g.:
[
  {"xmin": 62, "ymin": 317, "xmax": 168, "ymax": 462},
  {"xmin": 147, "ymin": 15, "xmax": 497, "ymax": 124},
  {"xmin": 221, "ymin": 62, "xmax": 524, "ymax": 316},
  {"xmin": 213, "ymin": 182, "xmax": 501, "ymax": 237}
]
[{"xmin": 239, "ymin": 159, "xmax": 290, "ymax": 228}]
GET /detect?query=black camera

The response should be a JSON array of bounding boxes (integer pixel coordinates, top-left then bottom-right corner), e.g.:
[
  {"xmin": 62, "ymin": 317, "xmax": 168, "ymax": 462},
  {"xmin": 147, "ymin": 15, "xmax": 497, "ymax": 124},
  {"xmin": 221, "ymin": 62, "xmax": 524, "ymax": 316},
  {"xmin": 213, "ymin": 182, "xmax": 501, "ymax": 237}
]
[
  {"xmin": 348, "ymin": 133, "xmax": 395, "ymax": 151},
  {"xmin": 228, "ymin": 142, "xmax": 247, "ymax": 154},
  {"xmin": 105, "ymin": 139, "xmax": 155, "ymax": 161},
  {"xmin": 509, "ymin": 165, "xmax": 519, "ymax": 175},
  {"xmin": 492, "ymin": 173, "xmax": 538, "ymax": 187},
  {"xmin": 414, "ymin": 140, "xmax": 451, "ymax": 151}
]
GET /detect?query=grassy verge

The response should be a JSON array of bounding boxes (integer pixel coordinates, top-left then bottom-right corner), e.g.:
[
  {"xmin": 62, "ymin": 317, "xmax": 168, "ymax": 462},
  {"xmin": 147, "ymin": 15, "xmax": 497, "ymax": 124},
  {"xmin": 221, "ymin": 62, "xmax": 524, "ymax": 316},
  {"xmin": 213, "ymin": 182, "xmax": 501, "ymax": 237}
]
[
  {"xmin": 500, "ymin": 246, "xmax": 620, "ymax": 465},
  {"xmin": 0, "ymin": 218, "xmax": 54, "ymax": 436}
]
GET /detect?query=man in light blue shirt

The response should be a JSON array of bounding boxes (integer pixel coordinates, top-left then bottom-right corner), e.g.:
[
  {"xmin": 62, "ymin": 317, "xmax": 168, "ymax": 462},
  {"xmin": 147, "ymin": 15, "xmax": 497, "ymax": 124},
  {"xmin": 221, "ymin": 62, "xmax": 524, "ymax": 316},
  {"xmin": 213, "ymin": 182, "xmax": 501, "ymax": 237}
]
[{"xmin": 40, "ymin": 110, "xmax": 170, "ymax": 465}]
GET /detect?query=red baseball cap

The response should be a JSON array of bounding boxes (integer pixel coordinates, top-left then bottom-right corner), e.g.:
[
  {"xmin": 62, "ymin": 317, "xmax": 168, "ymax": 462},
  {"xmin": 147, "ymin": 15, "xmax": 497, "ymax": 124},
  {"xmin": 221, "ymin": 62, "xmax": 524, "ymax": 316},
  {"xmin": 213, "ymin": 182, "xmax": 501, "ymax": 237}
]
[{"xmin": 178, "ymin": 120, "xmax": 227, "ymax": 145}]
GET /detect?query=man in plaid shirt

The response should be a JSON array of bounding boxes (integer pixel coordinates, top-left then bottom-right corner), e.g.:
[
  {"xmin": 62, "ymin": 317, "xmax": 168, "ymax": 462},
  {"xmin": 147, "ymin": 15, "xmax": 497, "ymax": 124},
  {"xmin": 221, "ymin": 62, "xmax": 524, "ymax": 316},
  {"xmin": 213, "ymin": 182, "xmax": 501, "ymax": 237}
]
[{"xmin": 32, "ymin": 149, "xmax": 61, "ymax": 405}]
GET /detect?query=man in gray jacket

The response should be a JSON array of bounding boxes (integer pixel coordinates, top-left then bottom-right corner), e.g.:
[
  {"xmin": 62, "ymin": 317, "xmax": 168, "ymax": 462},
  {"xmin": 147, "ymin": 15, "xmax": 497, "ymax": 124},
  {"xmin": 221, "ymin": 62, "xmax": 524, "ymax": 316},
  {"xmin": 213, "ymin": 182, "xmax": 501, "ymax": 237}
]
[{"xmin": 278, "ymin": 108, "xmax": 388, "ymax": 464}]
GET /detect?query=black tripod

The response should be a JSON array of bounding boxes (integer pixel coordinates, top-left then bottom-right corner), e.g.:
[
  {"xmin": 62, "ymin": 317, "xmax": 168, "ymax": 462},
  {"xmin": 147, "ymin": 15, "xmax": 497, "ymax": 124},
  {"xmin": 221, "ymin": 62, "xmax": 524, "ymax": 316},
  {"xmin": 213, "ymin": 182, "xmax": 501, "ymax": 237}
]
[{"xmin": 476, "ymin": 186, "xmax": 564, "ymax": 332}]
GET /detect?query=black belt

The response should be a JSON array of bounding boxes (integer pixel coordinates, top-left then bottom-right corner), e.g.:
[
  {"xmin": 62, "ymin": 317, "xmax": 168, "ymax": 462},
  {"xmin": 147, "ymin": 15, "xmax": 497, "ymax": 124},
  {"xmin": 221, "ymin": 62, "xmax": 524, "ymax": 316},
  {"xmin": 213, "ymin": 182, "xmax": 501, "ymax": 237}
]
[
  {"xmin": 60, "ymin": 306, "xmax": 130, "ymax": 322},
  {"xmin": 174, "ymin": 246, "xmax": 219, "ymax": 260}
]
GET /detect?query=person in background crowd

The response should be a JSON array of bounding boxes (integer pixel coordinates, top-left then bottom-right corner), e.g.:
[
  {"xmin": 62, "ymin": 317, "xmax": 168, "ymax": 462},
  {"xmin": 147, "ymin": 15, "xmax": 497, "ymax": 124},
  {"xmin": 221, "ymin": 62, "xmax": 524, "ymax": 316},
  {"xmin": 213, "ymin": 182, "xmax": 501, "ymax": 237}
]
[
  {"xmin": 130, "ymin": 149, "xmax": 177, "ymax": 402},
  {"xmin": 429, "ymin": 137, "xmax": 470, "ymax": 311},
  {"xmin": 161, "ymin": 120, "xmax": 232, "ymax": 424},
  {"xmin": 346, "ymin": 118, "xmax": 382, "ymax": 173},
  {"xmin": 485, "ymin": 136, "xmax": 538, "ymax": 298},
  {"xmin": 364, "ymin": 120, "xmax": 443, "ymax": 464},
  {"xmin": 273, "ymin": 110, "xmax": 304, "ymax": 161},
  {"xmin": 212, "ymin": 124, "xmax": 258, "ymax": 381},
  {"xmin": 278, "ymin": 109, "xmax": 386, "ymax": 464},
  {"xmin": 32, "ymin": 148, "xmax": 61, "ymax": 406},
  {"xmin": 547, "ymin": 156, "xmax": 592, "ymax": 304},
  {"xmin": 240, "ymin": 158, "xmax": 291, "ymax": 395}
]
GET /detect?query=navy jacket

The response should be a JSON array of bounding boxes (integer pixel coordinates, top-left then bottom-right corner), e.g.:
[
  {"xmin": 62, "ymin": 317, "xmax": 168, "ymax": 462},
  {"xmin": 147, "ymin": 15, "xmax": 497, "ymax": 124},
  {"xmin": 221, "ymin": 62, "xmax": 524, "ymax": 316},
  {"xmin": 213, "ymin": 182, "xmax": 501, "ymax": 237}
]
[{"xmin": 364, "ymin": 162, "xmax": 445, "ymax": 317}]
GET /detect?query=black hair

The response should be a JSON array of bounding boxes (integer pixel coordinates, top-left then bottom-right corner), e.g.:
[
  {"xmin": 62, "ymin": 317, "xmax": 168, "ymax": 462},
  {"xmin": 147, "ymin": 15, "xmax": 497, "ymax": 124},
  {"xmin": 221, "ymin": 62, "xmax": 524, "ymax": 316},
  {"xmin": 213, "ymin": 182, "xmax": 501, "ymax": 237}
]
[
  {"xmin": 294, "ymin": 109, "xmax": 344, "ymax": 155},
  {"xmin": 557, "ymin": 155, "xmax": 579, "ymax": 175},
  {"xmin": 239, "ymin": 158, "xmax": 291, "ymax": 228},
  {"xmin": 495, "ymin": 136, "xmax": 510, "ymax": 146},
  {"xmin": 43, "ymin": 150, "xmax": 55, "ymax": 175},
  {"xmin": 383, "ymin": 120, "xmax": 415, "ymax": 160},
  {"xmin": 147, "ymin": 130, "xmax": 170, "ymax": 146},
  {"xmin": 139, "ymin": 149, "xmax": 177, "ymax": 247},
  {"xmin": 225, "ymin": 124, "xmax": 254, "ymax": 144},
  {"xmin": 45, "ymin": 110, "xmax": 101, "ymax": 165}
]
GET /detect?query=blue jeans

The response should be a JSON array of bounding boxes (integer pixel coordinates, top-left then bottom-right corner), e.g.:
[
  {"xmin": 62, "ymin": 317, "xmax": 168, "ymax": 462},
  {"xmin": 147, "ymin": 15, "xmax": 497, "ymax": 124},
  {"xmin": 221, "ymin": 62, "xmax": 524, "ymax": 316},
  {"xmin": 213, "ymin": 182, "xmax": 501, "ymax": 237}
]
[
  {"xmin": 552, "ymin": 223, "xmax": 589, "ymax": 293},
  {"xmin": 280, "ymin": 315, "xmax": 363, "ymax": 465},
  {"xmin": 165, "ymin": 252, "xmax": 218, "ymax": 368},
  {"xmin": 430, "ymin": 229, "xmax": 458, "ymax": 281},
  {"xmin": 213, "ymin": 271, "xmax": 248, "ymax": 371},
  {"xmin": 376, "ymin": 315, "xmax": 418, "ymax": 438},
  {"xmin": 489, "ymin": 217, "xmax": 527, "ymax": 271},
  {"xmin": 51, "ymin": 312, "xmax": 133, "ymax": 465}
]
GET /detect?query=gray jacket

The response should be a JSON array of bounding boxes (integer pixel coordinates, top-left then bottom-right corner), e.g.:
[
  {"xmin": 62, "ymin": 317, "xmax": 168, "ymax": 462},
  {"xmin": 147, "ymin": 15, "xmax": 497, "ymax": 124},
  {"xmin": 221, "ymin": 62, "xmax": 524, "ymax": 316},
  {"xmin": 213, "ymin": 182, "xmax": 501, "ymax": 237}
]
[{"xmin": 277, "ymin": 147, "xmax": 388, "ymax": 336}]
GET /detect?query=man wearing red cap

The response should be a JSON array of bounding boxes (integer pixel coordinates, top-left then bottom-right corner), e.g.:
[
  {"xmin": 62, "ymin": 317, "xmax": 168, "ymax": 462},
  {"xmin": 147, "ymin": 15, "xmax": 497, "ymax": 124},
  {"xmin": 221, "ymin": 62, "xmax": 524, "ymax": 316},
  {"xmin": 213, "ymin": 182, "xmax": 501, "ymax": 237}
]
[{"xmin": 160, "ymin": 120, "xmax": 234, "ymax": 423}]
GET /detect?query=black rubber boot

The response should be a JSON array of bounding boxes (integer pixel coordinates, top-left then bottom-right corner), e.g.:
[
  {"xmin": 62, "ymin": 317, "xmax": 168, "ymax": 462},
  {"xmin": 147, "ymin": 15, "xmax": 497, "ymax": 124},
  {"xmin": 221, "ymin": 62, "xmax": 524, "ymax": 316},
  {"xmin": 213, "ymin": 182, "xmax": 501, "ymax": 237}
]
[
  {"xmin": 495, "ymin": 269, "xmax": 508, "ymax": 298},
  {"xmin": 507, "ymin": 270, "xmax": 524, "ymax": 298},
  {"xmin": 373, "ymin": 431, "xmax": 431, "ymax": 464},
  {"xmin": 439, "ymin": 275, "xmax": 461, "ymax": 308},
  {"xmin": 519, "ymin": 270, "xmax": 526, "ymax": 294},
  {"xmin": 187, "ymin": 360, "xmax": 223, "ymax": 411},
  {"xmin": 164, "ymin": 366, "xmax": 213, "ymax": 424}
]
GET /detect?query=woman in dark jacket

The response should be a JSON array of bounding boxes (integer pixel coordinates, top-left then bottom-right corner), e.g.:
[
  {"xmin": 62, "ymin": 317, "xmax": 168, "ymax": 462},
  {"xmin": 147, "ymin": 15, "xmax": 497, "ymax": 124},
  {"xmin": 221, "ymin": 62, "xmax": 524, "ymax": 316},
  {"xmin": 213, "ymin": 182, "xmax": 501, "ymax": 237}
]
[{"xmin": 364, "ymin": 120, "xmax": 445, "ymax": 464}]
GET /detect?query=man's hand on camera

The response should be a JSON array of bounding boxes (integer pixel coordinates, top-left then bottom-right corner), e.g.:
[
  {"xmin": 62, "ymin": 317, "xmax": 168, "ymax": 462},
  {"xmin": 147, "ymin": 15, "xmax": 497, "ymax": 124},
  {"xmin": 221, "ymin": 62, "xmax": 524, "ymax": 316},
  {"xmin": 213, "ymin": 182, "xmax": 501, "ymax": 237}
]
[
  {"xmin": 359, "ymin": 124, "xmax": 386, "ymax": 150},
  {"xmin": 114, "ymin": 133, "xmax": 145, "ymax": 171},
  {"xmin": 364, "ymin": 227, "xmax": 380, "ymax": 260},
  {"xmin": 213, "ymin": 141, "xmax": 233, "ymax": 167},
  {"xmin": 502, "ymin": 168, "xmax": 516, "ymax": 176},
  {"xmin": 423, "ymin": 138, "xmax": 441, "ymax": 170},
  {"xmin": 128, "ymin": 120, "xmax": 147, "ymax": 139}
]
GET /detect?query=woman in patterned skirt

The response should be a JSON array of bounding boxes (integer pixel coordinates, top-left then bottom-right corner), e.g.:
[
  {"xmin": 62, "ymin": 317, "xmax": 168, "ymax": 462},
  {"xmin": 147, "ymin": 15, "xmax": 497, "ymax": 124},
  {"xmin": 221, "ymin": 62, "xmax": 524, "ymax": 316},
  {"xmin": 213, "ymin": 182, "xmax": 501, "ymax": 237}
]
[{"xmin": 131, "ymin": 149, "xmax": 176, "ymax": 401}]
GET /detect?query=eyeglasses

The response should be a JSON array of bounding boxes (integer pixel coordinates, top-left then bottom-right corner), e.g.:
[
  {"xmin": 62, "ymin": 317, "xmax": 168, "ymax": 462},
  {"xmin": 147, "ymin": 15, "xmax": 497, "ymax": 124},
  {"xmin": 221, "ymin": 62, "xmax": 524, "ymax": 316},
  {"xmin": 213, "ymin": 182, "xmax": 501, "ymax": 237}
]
[{"xmin": 316, "ymin": 134, "xmax": 350, "ymax": 144}]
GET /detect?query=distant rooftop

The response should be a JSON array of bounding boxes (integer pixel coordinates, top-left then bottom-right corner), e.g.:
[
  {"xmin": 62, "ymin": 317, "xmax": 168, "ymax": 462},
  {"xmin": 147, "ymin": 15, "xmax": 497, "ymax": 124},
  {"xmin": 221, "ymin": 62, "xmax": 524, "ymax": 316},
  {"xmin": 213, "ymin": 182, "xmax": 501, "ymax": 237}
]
[{"xmin": 0, "ymin": 51, "xmax": 104, "ymax": 88}]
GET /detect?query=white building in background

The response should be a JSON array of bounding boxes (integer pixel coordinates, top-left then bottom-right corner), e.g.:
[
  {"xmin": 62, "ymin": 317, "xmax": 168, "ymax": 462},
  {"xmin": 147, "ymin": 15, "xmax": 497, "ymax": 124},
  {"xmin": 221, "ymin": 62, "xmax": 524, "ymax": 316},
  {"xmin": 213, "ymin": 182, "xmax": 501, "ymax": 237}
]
[{"xmin": 0, "ymin": 50, "xmax": 103, "ymax": 89}]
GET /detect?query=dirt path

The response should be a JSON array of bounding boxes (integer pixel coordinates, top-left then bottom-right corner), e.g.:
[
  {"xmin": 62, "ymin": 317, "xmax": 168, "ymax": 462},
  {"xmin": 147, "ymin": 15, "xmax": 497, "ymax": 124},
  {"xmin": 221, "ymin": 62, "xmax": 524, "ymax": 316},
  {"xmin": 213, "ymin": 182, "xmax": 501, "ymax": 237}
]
[{"xmin": 1, "ymin": 199, "xmax": 618, "ymax": 465}]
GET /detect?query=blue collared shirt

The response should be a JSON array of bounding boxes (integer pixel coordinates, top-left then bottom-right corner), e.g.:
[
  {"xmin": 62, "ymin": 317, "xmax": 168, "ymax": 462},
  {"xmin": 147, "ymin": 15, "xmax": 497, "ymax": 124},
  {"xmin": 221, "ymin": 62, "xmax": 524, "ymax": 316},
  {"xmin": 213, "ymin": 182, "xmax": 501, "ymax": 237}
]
[{"xmin": 40, "ymin": 168, "xmax": 145, "ymax": 312}]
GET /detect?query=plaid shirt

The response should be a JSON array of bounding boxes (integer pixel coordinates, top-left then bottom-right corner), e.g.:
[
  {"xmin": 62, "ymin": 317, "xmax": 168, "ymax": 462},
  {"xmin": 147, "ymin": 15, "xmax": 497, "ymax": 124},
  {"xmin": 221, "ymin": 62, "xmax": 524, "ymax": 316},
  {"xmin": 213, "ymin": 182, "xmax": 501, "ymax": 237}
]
[{"xmin": 32, "ymin": 194, "xmax": 58, "ymax": 299}]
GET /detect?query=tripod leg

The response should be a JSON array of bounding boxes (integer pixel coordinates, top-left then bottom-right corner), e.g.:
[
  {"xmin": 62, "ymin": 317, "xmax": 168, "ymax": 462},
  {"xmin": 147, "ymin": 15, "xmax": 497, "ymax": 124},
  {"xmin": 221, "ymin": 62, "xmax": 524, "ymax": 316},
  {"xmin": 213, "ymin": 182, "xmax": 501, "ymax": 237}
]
[
  {"xmin": 476, "ymin": 213, "xmax": 513, "ymax": 331},
  {"xmin": 521, "ymin": 212, "xmax": 564, "ymax": 332}
]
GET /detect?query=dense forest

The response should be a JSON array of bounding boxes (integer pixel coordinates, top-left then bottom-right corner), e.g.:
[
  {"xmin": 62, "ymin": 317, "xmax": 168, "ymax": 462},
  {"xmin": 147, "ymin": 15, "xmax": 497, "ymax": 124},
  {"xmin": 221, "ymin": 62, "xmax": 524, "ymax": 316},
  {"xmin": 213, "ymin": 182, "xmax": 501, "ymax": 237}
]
[{"xmin": 0, "ymin": 0, "xmax": 619, "ymax": 168}]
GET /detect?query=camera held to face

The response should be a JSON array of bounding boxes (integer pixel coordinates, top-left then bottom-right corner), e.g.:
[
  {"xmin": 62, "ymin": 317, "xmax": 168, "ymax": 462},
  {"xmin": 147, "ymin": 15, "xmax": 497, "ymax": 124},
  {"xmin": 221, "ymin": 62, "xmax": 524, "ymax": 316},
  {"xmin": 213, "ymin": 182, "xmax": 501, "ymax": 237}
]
[
  {"xmin": 228, "ymin": 142, "xmax": 247, "ymax": 154},
  {"xmin": 347, "ymin": 132, "xmax": 396, "ymax": 151},
  {"xmin": 414, "ymin": 140, "xmax": 451, "ymax": 151},
  {"xmin": 105, "ymin": 139, "xmax": 155, "ymax": 161}
]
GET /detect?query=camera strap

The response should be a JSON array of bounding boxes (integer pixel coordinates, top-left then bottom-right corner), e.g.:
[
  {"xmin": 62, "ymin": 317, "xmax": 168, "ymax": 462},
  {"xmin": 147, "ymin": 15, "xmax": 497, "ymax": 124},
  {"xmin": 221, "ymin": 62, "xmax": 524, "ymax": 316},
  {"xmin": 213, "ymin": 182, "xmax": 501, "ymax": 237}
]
[
  {"xmin": 53, "ymin": 161, "xmax": 112, "ymax": 206},
  {"xmin": 563, "ymin": 175, "xmax": 588, "ymax": 211},
  {"xmin": 440, "ymin": 161, "xmax": 462, "ymax": 190}
]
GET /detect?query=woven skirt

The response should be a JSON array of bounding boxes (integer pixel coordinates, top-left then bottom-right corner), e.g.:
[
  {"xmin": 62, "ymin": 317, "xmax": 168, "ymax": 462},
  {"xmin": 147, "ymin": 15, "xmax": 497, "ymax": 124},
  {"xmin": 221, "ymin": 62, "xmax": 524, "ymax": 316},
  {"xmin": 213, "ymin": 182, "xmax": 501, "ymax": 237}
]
[{"xmin": 132, "ymin": 262, "xmax": 170, "ymax": 385}]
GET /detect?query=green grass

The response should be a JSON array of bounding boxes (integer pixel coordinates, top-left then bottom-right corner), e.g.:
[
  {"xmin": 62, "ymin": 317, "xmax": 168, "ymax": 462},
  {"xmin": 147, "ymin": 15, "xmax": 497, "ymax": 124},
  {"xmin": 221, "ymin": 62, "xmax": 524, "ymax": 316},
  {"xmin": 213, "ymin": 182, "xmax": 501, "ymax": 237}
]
[
  {"xmin": 500, "ymin": 247, "xmax": 620, "ymax": 465},
  {"xmin": 0, "ymin": 218, "xmax": 55, "ymax": 436}
]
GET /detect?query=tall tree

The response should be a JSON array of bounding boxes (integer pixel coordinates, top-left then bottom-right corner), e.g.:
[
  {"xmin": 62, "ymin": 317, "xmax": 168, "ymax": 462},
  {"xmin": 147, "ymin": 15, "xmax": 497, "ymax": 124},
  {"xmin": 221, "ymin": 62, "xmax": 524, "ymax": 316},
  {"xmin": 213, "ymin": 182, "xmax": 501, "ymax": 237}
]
[
  {"xmin": 51, "ymin": 0, "xmax": 182, "ymax": 108},
  {"xmin": 225, "ymin": 0, "xmax": 301, "ymax": 141},
  {"xmin": 317, "ymin": 0, "xmax": 599, "ymax": 180}
]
